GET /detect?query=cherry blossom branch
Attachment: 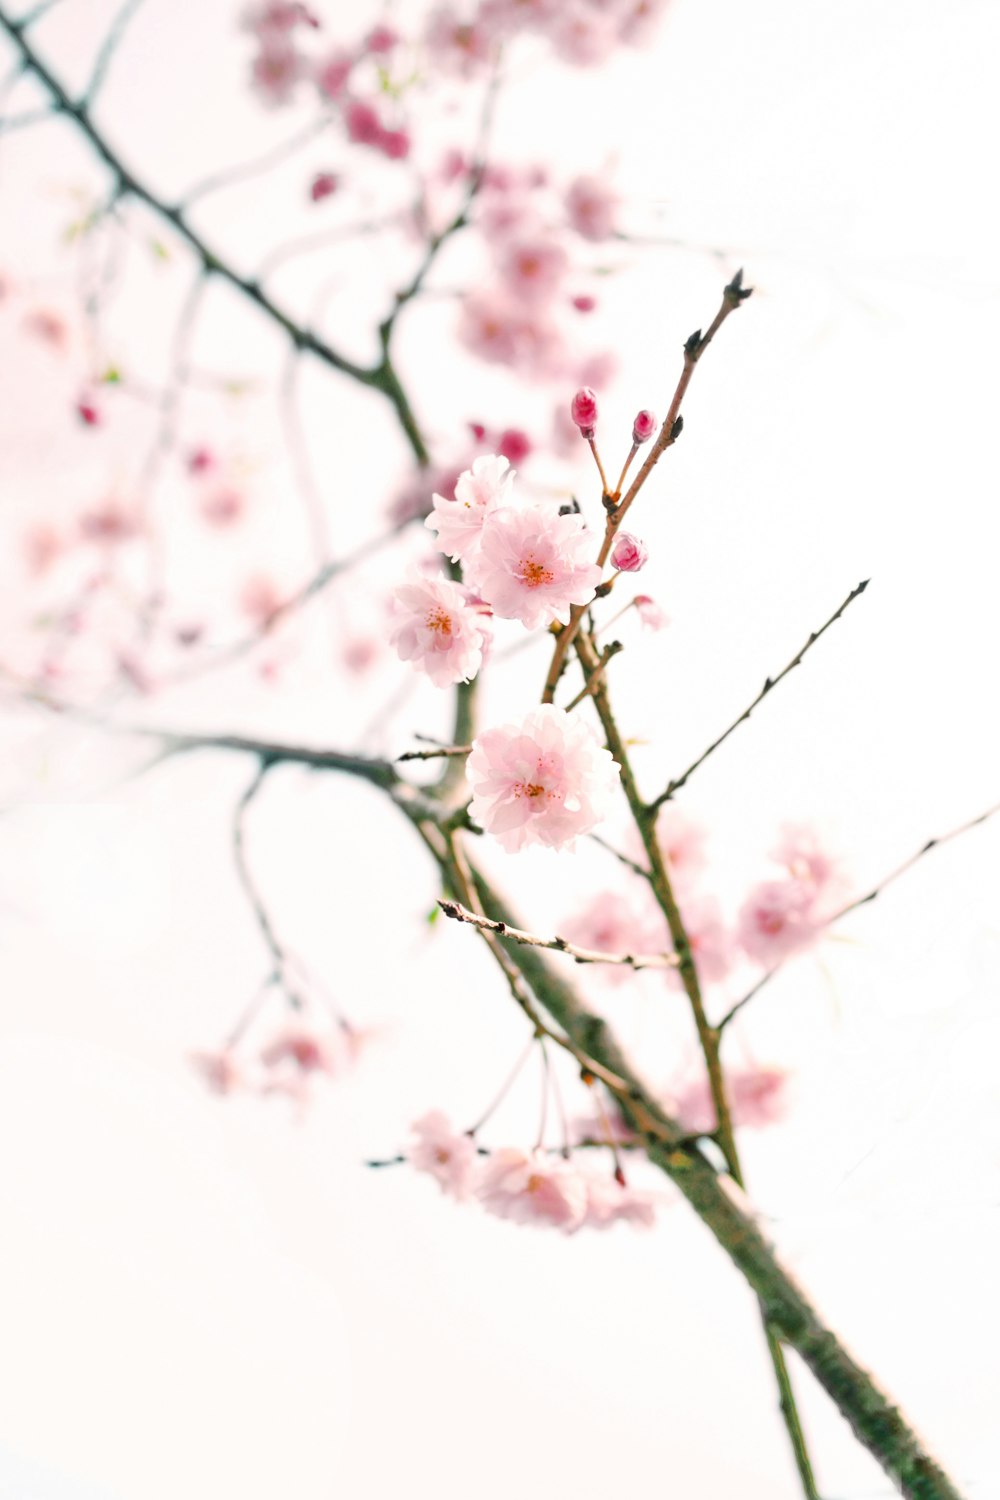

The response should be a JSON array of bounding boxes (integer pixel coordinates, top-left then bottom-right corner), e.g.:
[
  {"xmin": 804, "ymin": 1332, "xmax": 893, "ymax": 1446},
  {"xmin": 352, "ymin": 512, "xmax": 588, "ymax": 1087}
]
[
  {"xmin": 0, "ymin": 10, "xmax": 430, "ymax": 465},
  {"xmin": 179, "ymin": 112, "xmax": 335, "ymax": 210},
  {"xmin": 396, "ymin": 744, "xmax": 471, "ymax": 763},
  {"xmin": 717, "ymin": 795, "xmax": 1000, "ymax": 1031},
  {"xmin": 437, "ymin": 898, "xmax": 680, "ymax": 973},
  {"xmin": 232, "ymin": 761, "xmax": 306, "ymax": 1010},
  {"xmin": 540, "ymin": 271, "xmax": 751, "ymax": 705},
  {"xmin": 647, "ymin": 578, "xmax": 870, "ymax": 813},
  {"xmin": 81, "ymin": 0, "xmax": 146, "ymax": 108}
]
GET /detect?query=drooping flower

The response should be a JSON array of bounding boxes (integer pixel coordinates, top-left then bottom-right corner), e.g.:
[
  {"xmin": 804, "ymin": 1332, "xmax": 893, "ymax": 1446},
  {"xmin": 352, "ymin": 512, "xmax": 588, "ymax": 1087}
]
[
  {"xmin": 584, "ymin": 1177, "xmax": 658, "ymax": 1229},
  {"xmin": 498, "ymin": 237, "xmax": 568, "ymax": 304},
  {"xmin": 472, "ymin": 505, "xmax": 601, "ymax": 629},
  {"xmin": 559, "ymin": 889, "xmax": 669, "ymax": 986},
  {"xmin": 406, "ymin": 1111, "xmax": 479, "ymax": 1199},
  {"xmin": 737, "ymin": 879, "xmax": 821, "ymax": 965},
  {"xmin": 566, "ymin": 175, "xmax": 619, "ymax": 241},
  {"xmin": 390, "ymin": 575, "xmax": 489, "ymax": 688},
  {"xmin": 467, "ymin": 703, "xmax": 619, "ymax": 852},
  {"xmin": 476, "ymin": 1148, "xmax": 588, "ymax": 1232},
  {"xmin": 425, "ymin": 453, "xmax": 515, "ymax": 564},
  {"xmin": 771, "ymin": 825, "xmax": 839, "ymax": 894},
  {"xmin": 634, "ymin": 594, "xmax": 668, "ymax": 631},
  {"xmin": 610, "ymin": 532, "xmax": 648, "ymax": 573}
]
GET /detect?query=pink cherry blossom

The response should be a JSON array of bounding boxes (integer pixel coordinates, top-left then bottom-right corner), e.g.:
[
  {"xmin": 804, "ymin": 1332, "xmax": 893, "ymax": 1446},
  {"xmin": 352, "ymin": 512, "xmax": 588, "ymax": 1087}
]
[
  {"xmin": 771, "ymin": 825, "xmax": 839, "ymax": 893},
  {"xmin": 472, "ymin": 505, "xmax": 601, "ymax": 629},
  {"xmin": 310, "ymin": 171, "xmax": 339, "ymax": 202},
  {"xmin": 79, "ymin": 499, "xmax": 137, "ymax": 545},
  {"xmin": 186, "ymin": 445, "xmax": 216, "ymax": 474},
  {"xmin": 390, "ymin": 575, "xmax": 489, "ymax": 688},
  {"xmin": 666, "ymin": 895, "xmax": 733, "ymax": 990},
  {"xmin": 425, "ymin": 8, "xmax": 495, "ymax": 74},
  {"xmin": 737, "ymin": 878, "xmax": 821, "ymax": 965},
  {"xmin": 365, "ymin": 24, "xmax": 398, "ymax": 53},
  {"xmin": 476, "ymin": 1148, "xmax": 588, "ymax": 1232},
  {"xmin": 550, "ymin": 8, "xmax": 620, "ymax": 65},
  {"xmin": 611, "ymin": 532, "xmax": 648, "ymax": 572},
  {"xmin": 559, "ymin": 889, "xmax": 668, "ymax": 985},
  {"xmin": 634, "ymin": 594, "xmax": 668, "ymax": 631},
  {"xmin": 498, "ymin": 237, "xmax": 568, "ymax": 303},
  {"xmin": 239, "ymin": 573, "xmax": 284, "ymax": 626},
  {"xmin": 657, "ymin": 807, "xmax": 707, "ymax": 883},
  {"xmin": 344, "ymin": 99, "xmax": 382, "ymax": 145},
  {"xmin": 467, "ymin": 703, "xmax": 619, "ymax": 852},
  {"xmin": 497, "ymin": 428, "xmax": 532, "ymax": 465},
  {"xmin": 570, "ymin": 385, "xmax": 598, "ymax": 434},
  {"xmin": 314, "ymin": 50, "xmax": 352, "ymax": 98},
  {"xmin": 566, "ymin": 175, "xmax": 618, "ymax": 241},
  {"xmin": 458, "ymin": 292, "xmax": 565, "ymax": 376},
  {"xmin": 584, "ymin": 1177, "xmax": 658, "ymax": 1229},
  {"xmin": 250, "ymin": 39, "xmax": 305, "ymax": 107},
  {"xmin": 257, "ymin": 1025, "xmax": 343, "ymax": 1104},
  {"xmin": 190, "ymin": 1048, "xmax": 244, "ymax": 1096},
  {"xmin": 23, "ymin": 522, "xmax": 64, "ymax": 575},
  {"xmin": 425, "ymin": 453, "xmax": 514, "ymax": 564},
  {"xmin": 22, "ymin": 307, "xmax": 68, "ymax": 349},
  {"xmin": 199, "ymin": 485, "xmax": 245, "ymax": 527},
  {"xmin": 672, "ymin": 1064, "xmax": 788, "ymax": 1136},
  {"xmin": 406, "ymin": 1110, "xmax": 479, "ymax": 1199}
]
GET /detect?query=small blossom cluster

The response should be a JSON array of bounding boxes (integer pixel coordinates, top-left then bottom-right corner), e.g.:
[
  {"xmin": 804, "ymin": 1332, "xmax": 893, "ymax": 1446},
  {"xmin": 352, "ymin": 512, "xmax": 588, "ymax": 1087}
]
[
  {"xmin": 191, "ymin": 1017, "xmax": 370, "ymax": 1108},
  {"xmin": 241, "ymin": 5, "xmax": 411, "ymax": 159},
  {"xmin": 736, "ymin": 825, "xmax": 845, "ymax": 966},
  {"xmin": 423, "ymin": 0, "xmax": 670, "ymax": 73},
  {"xmin": 406, "ymin": 1111, "xmax": 658, "ymax": 1232}
]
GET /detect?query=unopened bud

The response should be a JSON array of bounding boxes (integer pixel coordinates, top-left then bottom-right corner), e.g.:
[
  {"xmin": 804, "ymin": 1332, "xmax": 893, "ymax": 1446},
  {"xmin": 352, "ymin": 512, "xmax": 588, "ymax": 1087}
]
[
  {"xmin": 611, "ymin": 532, "xmax": 648, "ymax": 573},
  {"xmin": 632, "ymin": 409, "xmax": 656, "ymax": 444},
  {"xmin": 570, "ymin": 386, "xmax": 598, "ymax": 437}
]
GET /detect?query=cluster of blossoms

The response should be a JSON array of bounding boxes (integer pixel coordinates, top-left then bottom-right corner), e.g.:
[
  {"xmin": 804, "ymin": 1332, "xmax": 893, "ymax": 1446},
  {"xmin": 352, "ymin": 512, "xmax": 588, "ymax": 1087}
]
[
  {"xmin": 406, "ymin": 1111, "xmax": 658, "ymax": 1232},
  {"xmin": 427, "ymin": 0, "xmax": 669, "ymax": 73},
  {"xmin": 191, "ymin": 1017, "xmax": 370, "ymax": 1109}
]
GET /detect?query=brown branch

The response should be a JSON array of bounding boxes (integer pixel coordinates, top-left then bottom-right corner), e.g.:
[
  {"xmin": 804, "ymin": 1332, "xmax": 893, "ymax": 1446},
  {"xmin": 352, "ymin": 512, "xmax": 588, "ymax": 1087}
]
[
  {"xmin": 396, "ymin": 743, "xmax": 471, "ymax": 763},
  {"xmin": 437, "ymin": 898, "xmax": 680, "ymax": 973},
  {"xmin": 648, "ymin": 579, "xmax": 870, "ymax": 813}
]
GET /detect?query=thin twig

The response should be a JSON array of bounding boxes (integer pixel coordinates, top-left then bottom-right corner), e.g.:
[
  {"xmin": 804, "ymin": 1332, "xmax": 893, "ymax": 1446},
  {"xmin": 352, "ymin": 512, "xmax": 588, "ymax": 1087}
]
[
  {"xmin": 648, "ymin": 579, "xmax": 870, "ymax": 814},
  {"xmin": 438, "ymin": 898, "xmax": 680, "ymax": 973},
  {"xmin": 82, "ymin": 0, "xmax": 146, "ymax": 106},
  {"xmin": 397, "ymin": 743, "xmax": 471, "ymax": 763},
  {"xmin": 717, "ymin": 797, "xmax": 1000, "ymax": 1030}
]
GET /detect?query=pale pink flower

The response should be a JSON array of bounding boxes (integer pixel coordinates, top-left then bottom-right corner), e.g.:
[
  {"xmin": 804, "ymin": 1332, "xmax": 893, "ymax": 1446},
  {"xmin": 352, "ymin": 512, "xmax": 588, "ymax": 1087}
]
[
  {"xmin": 314, "ymin": 50, "xmax": 352, "ymax": 98},
  {"xmin": 190, "ymin": 1048, "xmax": 244, "ymax": 1096},
  {"xmin": 390, "ymin": 575, "xmax": 489, "ymax": 688},
  {"xmin": 584, "ymin": 1178, "xmax": 658, "ymax": 1229},
  {"xmin": 458, "ymin": 292, "xmax": 565, "ymax": 376},
  {"xmin": 310, "ymin": 171, "xmax": 338, "ymax": 202},
  {"xmin": 239, "ymin": 573, "xmax": 284, "ymax": 626},
  {"xmin": 257, "ymin": 1025, "xmax": 343, "ymax": 1104},
  {"xmin": 566, "ymin": 175, "xmax": 618, "ymax": 241},
  {"xmin": 498, "ymin": 237, "xmax": 568, "ymax": 304},
  {"xmin": 559, "ymin": 889, "xmax": 668, "ymax": 986},
  {"xmin": 771, "ymin": 825, "xmax": 839, "ymax": 893},
  {"xmin": 476, "ymin": 1148, "xmax": 588, "ymax": 1232},
  {"xmin": 186, "ymin": 445, "xmax": 216, "ymax": 474},
  {"xmin": 23, "ymin": 522, "xmax": 64, "ymax": 576},
  {"xmin": 425, "ymin": 7, "xmax": 495, "ymax": 73},
  {"xmin": 577, "ymin": 348, "xmax": 618, "ymax": 390},
  {"xmin": 550, "ymin": 8, "xmax": 619, "ymax": 65},
  {"xmin": 22, "ymin": 307, "xmax": 68, "ymax": 350},
  {"xmin": 250, "ymin": 39, "xmax": 305, "ymax": 106},
  {"xmin": 479, "ymin": 0, "xmax": 562, "ymax": 40},
  {"xmin": 657, "ymin": 807, "xmax": 707, "ymax": 882},
  {"xmin": 365, "ymin": 24, "xmax": 398, "ymax": 53},
  {"xmin": 610, "ymin": 532, "xmax": 648, "ymax": 572},
  {"xmin": 737, "ymin": 879, "xmax": 821, "ymax": 965},
  {"xmin": 617, "ymin": 0, "xmax": 669, "ymax": 47},
  {"xmin": 467, "ymin": 703, "xmax": 619, "ymax": 852},
  {"xmin": 473, "ymin": 505, "xmax": 601, "ymax": 629},
  {"xmin": 634, "ymin": 594, "xmax": 668, "ymax": 631},
  {"xmin": 79, "ymin": 499, "xmax": 137, "ymax": 545},
  {"xmin": 672, "ymin": 1064, "xmax": 788, "ymax": 1135},
  {"xmin": 199, "ymin": 486, "xmax": 245, "ymax": 527},
  {"xmin": 667, "ymin": 895, "xmax": 733, "ymax": 990},
  {"xmin": 425, "ymin": 453, "xmax": 514, "ymax": 564},
  {"xmin": 406, "ymin": 1110, "xmax": 479, "ymax": 1199}
]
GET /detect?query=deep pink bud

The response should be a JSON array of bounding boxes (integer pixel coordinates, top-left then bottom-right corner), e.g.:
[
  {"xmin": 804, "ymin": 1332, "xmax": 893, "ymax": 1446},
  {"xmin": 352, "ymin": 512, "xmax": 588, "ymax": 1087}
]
[
  {"xmin": 571, "ymin": 294, "xmax": 597, "ymax": 313},
  {"xmin": 378, "ymin": 127, "xmax": 411, "ymax": 161},
  {"xmin": 610, "ymin": 532, "xmax": 648, "ymax": 573},
  {"xmin": 570, "ymin": 386, "xmax": 598, "ymax": 437},
  {"xmin": 468, "ymin": 421, "xmax": 487, "ymax": 442},
  {"xmin": 310, "ymin": 171, "xmax": 338, "ymax": 202},
  {"xmin": 632, "ymin": 409, "xmax": 656, "ymax": 444},
  {"xmin": 498, "ymin": 427, "xmax": 531, "ymax": 465},
  {"xmin": 76, "ymin": 395, "xmax": 101, "ymax": 427}
]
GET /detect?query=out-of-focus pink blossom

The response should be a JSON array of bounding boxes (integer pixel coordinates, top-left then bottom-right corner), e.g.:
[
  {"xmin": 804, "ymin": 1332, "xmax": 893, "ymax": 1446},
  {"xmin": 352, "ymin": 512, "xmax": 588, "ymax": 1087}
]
[
  {"xmin": 459, "ymin": 292, "xmax": 565, "ymax": 376},
  {"xmin": 365, "ymin": 23, "xmax": 398, "ymax": 53},
  {"xmin": 467, "ymin": 703, "xmax": 619, "ymax": 853},
  {"xmin": 667, "ymin": 895, "xmax": 733, "ymax": 989},
  {"xmin": 560, "ymin": 890, "xmax": 668, "ymax": 986},
  {"xmin": 79, "ymin": 499, "xmax": 136, "ymax": 545},
  {"xmin": 314, "ymin": 50, "xmax": 352, "ymax": 98},
  {"xmin": 570, "ymin": 385, "xmax": 598, "ymax": 435},
  {"xmin": 476, "ymin": 1148, "xmax": 588, "ymax": 1232},
  {"xmin": 23, "ymin": 522, "xmax": 64, "ymax": 575},
  {"xmin": 190, "ymin": 1048, "xmax": 243, "ymax": 1096},
  {"xmin": 478, "ymin": 0, "xmax": 562, "ymax": 41},
  {"xmin": 310, "ymin": 170, "xmax": 339, "ymax": 202},
  {"xmin": 497, "ymin": 428, "xmax": 532, "ymax": 465},
  {"xmin": 584, "ymin": 1178, "xmax": 658, "ymax": 1229},
  {"xmin": 473, "ymin": 504, "xmax": 601, "ymax": 629},
  {"xmin": 566, "ymin": 175, "xmax": 618, "ymax": 241},
  {"xmin": 21, "ymin": 307, "xmax": 68, "ymax": 349},
  {"xmin": 239, "ymin": 574, "xmax": 284, "ymax": 626},
  {"xmin": 425, "ymin": 453, "xmax": 514, "ymax": 564},
  {"xmin": 341, "ymin": 636, "xmax": 379, "ymax": 674},
  {"xmin": 186, "ymin": 445, "xmax": 216, "ymax": 475},
  {"xmin": 771, "ymin": 825, "xmax": 839, "ymax": 893},
  {"xmin": 498, "ymin": 238, "xmax": 568, "ymax": 304},
  {"xmin": 199, "ymin": 486, "xmax": 245, "ymax": 528},
  {"xmin": 390, "ymin": 575, "xmax": 489, "ymax": 688},
  {"xmin": 241, "ymin": 1, "xmax": 318, "ymax": 34},
  {"xmin": 611, "ymin": 532, "xmax": 648, "ymax": 573},
  {"xmin": 632, "ymin": 408, "xmax": 656, "ymax": 444},
  {"xmin": 425, "ymin": 8, "xmax": 494, "ymax": 73},
  {"xmin": 737, "ymin": 879, "xmax": 821, "ymax": 965},
  {"xmin": 577, "ymin": 349, "xmax": 618, "ymax": 391},
  {"xmin": 657, "ymin": 807, "xmax": 706, "ymax": 882},
  {"xmin": 257, "ymin": 1025, "xmax": 342, "ymax": 1103},
  {"xmin": 672, "ymin": 1064, "xmax": 788, "ymax": 1135},
  {"xmin": 344, "ymin": 99, "xmax": 382, "ymax": 145},
  {"xmin": 76, "ymin": 394, "xmax": 102, "ymax": 427},
  {"xmin": 406, "ymin": 1110, "xmax": 479, "ymax": 1199},
  {"xmin": 250, "ymin": 39, "xmax": 305, "ymax": 106},
  {"xmin": 571, "ymin": 293, "xmax": 597, "ymax": 313},
  {"xmin": 550, "ymin": 8, "xmax": 619, "ymax": 65},
  {"xmin": 634, "ymin": 594, "xmax": 668, "ymax": 631},
  {"xmin": 378, "ymin": 127, "xmax": 411, "ymax": 161}
]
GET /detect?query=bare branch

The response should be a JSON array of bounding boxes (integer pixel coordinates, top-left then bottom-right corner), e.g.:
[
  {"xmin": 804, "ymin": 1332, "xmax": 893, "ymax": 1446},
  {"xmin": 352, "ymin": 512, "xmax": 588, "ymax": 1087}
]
[
  {"xmin": 648, "ymin": 579, "xmax": 870, "ymax": 813},
  {"xmin": 82, "ymin": 0, "xmax": 146, "ymax": 107},
  {"xmin": 396, "ymin": 744, "xmax": 471, "ymax": 764},
  {"xmin": 437, "ymin": 898, "xmax": 680, "ymax": 973}
]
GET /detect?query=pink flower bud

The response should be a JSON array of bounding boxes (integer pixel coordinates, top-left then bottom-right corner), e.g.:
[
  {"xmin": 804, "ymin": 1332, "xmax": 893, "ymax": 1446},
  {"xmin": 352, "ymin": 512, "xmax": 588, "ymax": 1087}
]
[
  {"xmin": 611, "ymin": 532, "xmax": 648, "ymax": 573},
  {"xmin": 310, "ymin": 171, "xmax": 338, "ymax": 202},
  {"xmin": 76, "ymin": 394, "xmax": 102, "ymax": 427},
  {"xmin": 632, "ymin": 409, "xmax": 656, "ymax": 444},
  {"xmin": 571, "ymin": 294, "xmax": 596, "ymax": 313},
  {"xmin": 570, "ymin": 386, "xmax": 598, "ymax": 437}
]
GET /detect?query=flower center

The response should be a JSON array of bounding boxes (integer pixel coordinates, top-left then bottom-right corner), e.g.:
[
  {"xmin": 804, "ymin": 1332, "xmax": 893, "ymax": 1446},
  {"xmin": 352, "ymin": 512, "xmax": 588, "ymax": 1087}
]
[
  {"xmin": 425, "ymin": 607, "xmax": 453, "ymax": 635},
  {"xmin": 517, "ymin": 554, "xmax": 554, "ymax": 589},
  {"xmin": 526, "ymin": 1173, "xmax": 543, "ymax": 1194},
  {"xmin": 514, "ymin": 780, "xmax": 547, "ymax": 800}
]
